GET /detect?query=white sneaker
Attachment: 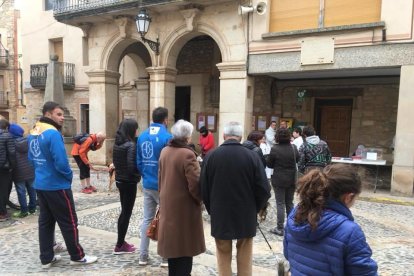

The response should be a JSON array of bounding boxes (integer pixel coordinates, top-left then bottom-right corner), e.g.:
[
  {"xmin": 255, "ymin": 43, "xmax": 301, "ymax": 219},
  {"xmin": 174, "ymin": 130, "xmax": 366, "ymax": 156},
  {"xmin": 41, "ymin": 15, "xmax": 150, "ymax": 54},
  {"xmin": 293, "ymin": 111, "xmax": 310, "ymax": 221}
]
[
  {"xmin": 160, "ymin": 258, "xmax": 168, "ymax": 267},
  {"xmin": 53, "ymin": 242, "xmax": 67, "ymax": 253},
  {"xmin": 70, "ymin": 255, "xmax": 98, "ymax": 265},
  {"xmin": 42, "ymin": 255, "xmax": 62, "ymax": 268}
]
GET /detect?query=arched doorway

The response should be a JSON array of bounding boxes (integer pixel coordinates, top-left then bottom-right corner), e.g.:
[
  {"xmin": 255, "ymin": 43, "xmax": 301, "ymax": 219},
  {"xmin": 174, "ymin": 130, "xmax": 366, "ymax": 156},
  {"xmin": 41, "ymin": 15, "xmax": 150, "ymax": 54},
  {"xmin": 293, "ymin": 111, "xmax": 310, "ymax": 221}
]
[{"xmin": 174, "ymin": 35, "xmax": 222, "ymax": 146}]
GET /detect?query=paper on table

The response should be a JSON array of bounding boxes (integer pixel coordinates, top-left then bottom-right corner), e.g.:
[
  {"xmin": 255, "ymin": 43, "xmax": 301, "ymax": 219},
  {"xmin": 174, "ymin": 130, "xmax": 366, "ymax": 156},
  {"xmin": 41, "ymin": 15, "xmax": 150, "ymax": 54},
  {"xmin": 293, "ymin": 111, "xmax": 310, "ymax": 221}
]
[{"xmin": 366, "ymin": 152, "xmax": 377, "ymax": 160}]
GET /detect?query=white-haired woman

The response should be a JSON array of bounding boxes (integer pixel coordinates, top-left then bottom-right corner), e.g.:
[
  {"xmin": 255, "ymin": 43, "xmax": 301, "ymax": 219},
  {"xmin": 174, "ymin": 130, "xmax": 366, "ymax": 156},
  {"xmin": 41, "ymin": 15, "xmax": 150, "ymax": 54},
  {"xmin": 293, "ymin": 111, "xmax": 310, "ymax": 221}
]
[{"xmin": 157, "ymin": 120, "xmax": 205, "ymax": 275}]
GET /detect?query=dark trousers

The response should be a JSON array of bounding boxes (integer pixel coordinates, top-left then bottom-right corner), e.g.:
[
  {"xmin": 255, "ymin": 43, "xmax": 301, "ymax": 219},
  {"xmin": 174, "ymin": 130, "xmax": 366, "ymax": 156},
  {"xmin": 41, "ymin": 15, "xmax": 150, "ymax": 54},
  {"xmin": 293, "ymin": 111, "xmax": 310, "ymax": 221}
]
[
  {"xmin": 73, "ymin": 155, "xmax": 90, "ymax": 180},
  {"xmin": 0, "ymin": 170, "xmax": 11, "ymax": 215},
  {"xmin": 274, "ymin": 185, "xmax": 295, "ymax": 230},
  {"xmin": 116, "ymin": 182, "xmax": 137, "ymax": 247},
  {"xmin": 168, "ymin": 256, "xmax": 193, "ymax": 276},
  {"xmin": 37, "ymin": 189, "xmax": 85, "ymax": 264}
]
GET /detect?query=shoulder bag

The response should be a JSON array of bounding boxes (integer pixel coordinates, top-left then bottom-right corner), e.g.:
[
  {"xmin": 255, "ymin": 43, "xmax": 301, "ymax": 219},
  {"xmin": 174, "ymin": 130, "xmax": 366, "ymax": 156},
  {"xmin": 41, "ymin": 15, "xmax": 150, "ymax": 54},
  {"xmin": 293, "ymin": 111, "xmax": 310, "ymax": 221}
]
[{"xmin": 146, "ymin": 208, "xmax": 160, "ymax": 241}]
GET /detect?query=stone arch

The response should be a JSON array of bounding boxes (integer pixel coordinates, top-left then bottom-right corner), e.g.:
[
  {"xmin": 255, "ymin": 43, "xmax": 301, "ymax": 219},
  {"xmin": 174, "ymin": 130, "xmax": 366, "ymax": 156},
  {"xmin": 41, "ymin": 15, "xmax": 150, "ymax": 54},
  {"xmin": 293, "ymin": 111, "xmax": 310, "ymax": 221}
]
[
  {"xmin": 161, "ymin": 22, "xmax": 230, "ymax": 68},
  {"xmin": 101, "ymin": 33, "xmax": 153, "ymax": 72}
]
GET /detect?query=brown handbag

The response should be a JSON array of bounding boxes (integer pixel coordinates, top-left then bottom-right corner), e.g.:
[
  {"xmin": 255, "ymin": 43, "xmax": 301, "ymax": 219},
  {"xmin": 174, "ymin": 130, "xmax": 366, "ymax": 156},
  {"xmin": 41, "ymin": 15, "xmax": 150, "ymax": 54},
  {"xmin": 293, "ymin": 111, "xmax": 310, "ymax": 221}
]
[{"xmin": 146, "ymin": 208, "xmax": 160, "ymax": 241}]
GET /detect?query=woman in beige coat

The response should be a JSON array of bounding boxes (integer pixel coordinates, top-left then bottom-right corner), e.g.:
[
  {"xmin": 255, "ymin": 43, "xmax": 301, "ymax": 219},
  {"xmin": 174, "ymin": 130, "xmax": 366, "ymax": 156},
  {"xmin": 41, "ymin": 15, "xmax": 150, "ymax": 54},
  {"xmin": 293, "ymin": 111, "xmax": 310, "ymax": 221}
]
[{"xmin": 158, "ymin": 119, "xmax": 205, "ymax": 275}]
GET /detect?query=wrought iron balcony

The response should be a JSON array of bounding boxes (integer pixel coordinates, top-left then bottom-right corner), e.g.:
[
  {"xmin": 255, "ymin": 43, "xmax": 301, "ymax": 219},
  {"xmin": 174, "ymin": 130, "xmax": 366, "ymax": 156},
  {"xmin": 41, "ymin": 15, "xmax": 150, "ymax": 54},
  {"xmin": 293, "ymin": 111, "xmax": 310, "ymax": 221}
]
[
  {"xmin": 54, "ymin": 0, "xmax": 181, "ymax": 20},
  {"xmin": 0, "ymin": 91, "xmax": 8, "ymax": 108},
  {"xmin": 30, "ymin": 62, "xmax": 75, "ymax": 90},
  {"xmin": 0, "ymin": 43, "xmax": 9, "ymax": 67}
]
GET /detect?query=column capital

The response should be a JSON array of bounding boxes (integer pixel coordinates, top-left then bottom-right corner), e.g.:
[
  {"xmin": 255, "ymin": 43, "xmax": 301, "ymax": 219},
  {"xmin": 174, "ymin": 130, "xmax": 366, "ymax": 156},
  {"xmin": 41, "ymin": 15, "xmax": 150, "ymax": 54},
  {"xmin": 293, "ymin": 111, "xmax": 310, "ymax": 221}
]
[
  {"xmin": 216, "ymin": 61, "xmax": 247, "ymax": 79},
  {"xmin": 86, "ymin": 69, "xmax": 121, "ymax": 84},
  {"xmin": 147, "ymin": 66, "xmax": 178, "ymax": 83}
]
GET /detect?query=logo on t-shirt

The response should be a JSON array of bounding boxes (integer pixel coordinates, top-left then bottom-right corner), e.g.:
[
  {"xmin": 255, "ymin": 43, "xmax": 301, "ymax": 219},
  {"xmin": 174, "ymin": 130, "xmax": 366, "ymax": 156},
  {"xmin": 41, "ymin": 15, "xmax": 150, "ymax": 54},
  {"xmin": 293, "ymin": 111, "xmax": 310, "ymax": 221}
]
[
  {"xmin": 30, "ymin": 138, "xmax": 41, "ymax": 158},
  {"xmin": 141, "ymin": 141, "xmax": 154, "ymax": 159}
]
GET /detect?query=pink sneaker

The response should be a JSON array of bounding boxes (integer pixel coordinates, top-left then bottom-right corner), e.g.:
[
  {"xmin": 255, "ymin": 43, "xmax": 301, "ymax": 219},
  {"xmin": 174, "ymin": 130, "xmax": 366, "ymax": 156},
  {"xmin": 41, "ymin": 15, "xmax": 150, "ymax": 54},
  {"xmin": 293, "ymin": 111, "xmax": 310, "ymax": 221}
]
[
  {"xmin": 113, "ymin": 242, "xmax": 136, "ymax": 255},
  {"xmin": 81, "ymin": 187, "xmax": 92, "ymax": 194},
  {"xmin": 89, "ymin": 185, "xmax": 97, "ymax": 192}
]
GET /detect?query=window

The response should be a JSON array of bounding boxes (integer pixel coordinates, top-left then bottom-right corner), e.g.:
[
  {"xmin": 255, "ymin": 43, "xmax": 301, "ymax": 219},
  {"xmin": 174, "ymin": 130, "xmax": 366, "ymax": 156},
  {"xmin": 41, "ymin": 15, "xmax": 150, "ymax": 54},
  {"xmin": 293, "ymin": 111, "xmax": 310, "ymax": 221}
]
[
  {"xmin": 49, "ymin": 39, "xmax": 63, "ymax": 61},
  {"xmin": 269, "ymin": 0, "xmax": 381, "ymax": 33},
  {"xmin": 45, "ymin": 0, "xmax": 55, "ymax": 11}
]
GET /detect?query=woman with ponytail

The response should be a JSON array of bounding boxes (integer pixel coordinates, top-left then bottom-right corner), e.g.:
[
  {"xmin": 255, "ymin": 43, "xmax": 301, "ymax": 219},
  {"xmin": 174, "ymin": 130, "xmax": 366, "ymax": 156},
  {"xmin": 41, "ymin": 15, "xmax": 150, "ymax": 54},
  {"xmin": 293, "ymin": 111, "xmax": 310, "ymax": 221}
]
[{"xmin": 284, "ymin": 164, "xmax": 377, "ymax": 275}]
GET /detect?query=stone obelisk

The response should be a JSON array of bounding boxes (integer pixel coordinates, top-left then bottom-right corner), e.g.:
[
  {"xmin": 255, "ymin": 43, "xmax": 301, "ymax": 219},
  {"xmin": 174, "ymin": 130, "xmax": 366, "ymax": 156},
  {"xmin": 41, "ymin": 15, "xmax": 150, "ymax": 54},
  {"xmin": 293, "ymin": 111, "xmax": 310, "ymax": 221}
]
[{"xmin": 44, "ymin": 54, "xmax": 76, "ymax": 137}]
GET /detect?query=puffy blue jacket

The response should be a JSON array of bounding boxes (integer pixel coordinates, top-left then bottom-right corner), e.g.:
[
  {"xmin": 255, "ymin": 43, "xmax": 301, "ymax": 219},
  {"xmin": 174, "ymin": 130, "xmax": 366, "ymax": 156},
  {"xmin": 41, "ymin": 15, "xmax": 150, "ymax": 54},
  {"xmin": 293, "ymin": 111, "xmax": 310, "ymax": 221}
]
[
  {"xmin": 284, "ymin": 199, "xmax": 378, "ymax": 276},
  {"xmin": 28, "ymin": 121, "xmax": 73, "ymax": 190},
  {"xmin": 136, "ymin": 123, "xmax": 172, "ymax": 191}
]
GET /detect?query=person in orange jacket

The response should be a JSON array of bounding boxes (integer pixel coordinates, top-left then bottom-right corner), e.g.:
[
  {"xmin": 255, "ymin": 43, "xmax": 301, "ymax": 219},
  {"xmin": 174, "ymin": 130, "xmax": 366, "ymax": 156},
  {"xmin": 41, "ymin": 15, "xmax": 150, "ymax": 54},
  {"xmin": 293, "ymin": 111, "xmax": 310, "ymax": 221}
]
[
  {"xmin": 71, "ymin": 132, "xmax": 106, "ymax": 194},
  {"xmin": 199, "ymin": 126, "xmax": 215, "ymax": 157}
]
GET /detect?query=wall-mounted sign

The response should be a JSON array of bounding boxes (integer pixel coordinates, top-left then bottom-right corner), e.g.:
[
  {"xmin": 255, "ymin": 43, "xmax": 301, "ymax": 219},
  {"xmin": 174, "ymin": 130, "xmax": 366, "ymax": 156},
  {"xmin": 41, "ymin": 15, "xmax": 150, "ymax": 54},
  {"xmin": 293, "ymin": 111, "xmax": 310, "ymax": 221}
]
[{"xmin": 301, "ymin": 37, "xmax": 334, "ymax": 65}]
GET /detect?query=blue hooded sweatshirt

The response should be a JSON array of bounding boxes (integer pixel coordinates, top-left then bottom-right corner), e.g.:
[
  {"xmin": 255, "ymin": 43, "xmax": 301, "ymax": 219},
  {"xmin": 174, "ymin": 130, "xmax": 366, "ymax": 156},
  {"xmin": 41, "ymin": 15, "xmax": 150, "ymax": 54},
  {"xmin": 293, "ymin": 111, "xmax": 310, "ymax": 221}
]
[
  {"xmin": 28, "ymin": 121, "xmax": 73, "ymax": 190},
  {"xmin": 136, "ymin": 123, "xmax": 172, "ymax": 191},
  {"xmin": 284, "ymin": 199, "xmax": 378, "ymax": 276}
]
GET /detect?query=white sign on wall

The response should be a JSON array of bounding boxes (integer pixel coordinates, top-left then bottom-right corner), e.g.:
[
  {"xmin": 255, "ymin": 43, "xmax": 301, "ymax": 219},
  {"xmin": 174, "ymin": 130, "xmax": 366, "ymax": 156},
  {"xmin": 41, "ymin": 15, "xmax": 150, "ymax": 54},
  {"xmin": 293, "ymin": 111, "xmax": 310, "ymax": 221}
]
[{"xmin": 301, "ymin": 37, "xmax": 335, "ymax": 65}]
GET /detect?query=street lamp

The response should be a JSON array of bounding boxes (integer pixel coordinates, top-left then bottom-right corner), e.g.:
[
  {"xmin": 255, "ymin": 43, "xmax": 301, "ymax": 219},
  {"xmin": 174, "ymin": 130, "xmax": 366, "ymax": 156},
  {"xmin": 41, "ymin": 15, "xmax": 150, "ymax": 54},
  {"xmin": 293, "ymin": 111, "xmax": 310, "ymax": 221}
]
[{"xmin": 135, "ymin": 9, "xmax": 160, "ymax": 55}]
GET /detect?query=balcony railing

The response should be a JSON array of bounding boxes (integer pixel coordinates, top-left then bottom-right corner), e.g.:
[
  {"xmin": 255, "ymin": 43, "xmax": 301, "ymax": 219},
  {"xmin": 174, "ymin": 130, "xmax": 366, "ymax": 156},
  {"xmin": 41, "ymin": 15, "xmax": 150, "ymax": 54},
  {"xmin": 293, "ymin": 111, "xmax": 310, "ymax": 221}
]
[
  {"xmin": 0, "ymin": 91, "xmax": 8, "ymax": 108},
  {"xmin": 54, "ymin": 0, "xmax": 180, "ymax": 20},
  {"xmin": 30, "ymin": 62, "xmax": 75, "ymax": 90},
  {"xmin": 0, "ymin": 44, "xmax": 9, "ymax": 67}
]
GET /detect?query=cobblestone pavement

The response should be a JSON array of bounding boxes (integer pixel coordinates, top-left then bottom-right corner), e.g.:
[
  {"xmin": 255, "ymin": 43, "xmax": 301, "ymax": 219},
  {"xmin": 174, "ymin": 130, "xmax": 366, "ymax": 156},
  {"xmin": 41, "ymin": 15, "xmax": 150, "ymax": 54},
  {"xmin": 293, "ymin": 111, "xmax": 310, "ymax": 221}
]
[{"xmin": 1, "ymin": 172, "xmax": 413, "ymax": 275}]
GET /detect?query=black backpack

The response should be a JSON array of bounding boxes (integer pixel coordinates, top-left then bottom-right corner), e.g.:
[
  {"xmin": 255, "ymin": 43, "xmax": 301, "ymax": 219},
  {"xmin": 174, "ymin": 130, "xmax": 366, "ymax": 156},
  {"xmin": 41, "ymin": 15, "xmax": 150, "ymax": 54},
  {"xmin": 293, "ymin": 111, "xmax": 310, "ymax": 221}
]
[{"xmin": 73, "ymin": 133, "xmax": 90, "ymax": 145}]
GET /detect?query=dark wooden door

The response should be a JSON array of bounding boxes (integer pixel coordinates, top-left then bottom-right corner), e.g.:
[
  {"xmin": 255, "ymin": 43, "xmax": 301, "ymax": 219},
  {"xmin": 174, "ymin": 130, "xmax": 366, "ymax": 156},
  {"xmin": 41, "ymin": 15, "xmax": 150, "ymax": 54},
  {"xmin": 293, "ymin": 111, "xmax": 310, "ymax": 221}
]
[
  {"xmin": 319, "ymin": 105, "xmax": 352, "ymax": 157},
  {"xmin": 175, "ymin": 86, "xmax": 191, "ymax": 122}
]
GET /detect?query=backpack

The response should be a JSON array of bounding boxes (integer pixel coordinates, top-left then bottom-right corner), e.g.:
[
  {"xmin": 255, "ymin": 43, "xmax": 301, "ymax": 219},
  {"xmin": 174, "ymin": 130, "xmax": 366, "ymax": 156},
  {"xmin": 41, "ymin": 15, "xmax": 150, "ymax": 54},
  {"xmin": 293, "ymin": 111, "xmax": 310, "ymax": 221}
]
[{"xmin": 73, "ymin": 133, "xmax": 90, "ymax": 145}]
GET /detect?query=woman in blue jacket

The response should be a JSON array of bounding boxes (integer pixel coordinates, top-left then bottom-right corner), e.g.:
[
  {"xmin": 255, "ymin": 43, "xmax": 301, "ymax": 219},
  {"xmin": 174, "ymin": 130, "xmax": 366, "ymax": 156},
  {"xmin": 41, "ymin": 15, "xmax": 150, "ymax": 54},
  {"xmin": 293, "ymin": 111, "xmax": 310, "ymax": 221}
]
[{"xmin": 284, "ymin": 164, "xmax": 377, "ymax": 276}]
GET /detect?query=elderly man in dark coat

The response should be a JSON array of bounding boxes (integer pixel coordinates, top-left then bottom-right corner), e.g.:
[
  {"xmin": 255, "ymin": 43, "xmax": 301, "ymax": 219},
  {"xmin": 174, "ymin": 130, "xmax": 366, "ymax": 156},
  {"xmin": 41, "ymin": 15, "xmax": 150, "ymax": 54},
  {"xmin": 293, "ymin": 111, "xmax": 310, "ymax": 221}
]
[{"xmin": 201, "ymin": 121, "xmax": 271, "ymax": 276}]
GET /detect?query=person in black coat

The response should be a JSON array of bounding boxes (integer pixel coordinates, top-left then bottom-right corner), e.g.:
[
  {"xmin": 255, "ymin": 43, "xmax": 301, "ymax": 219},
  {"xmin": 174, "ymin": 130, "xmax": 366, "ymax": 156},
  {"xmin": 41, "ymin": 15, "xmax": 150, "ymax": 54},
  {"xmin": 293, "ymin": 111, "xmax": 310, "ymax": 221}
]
[
  {"xmin": 112, "ymin": 119, "xmax": 141, "ymax": 254},
  {"xmin": 9, "ymin": 123, "xmax": 36, "ymax": 218},
  {"xmin": 242, "ymin": 130, "xmax": 266, "ymax": 167},
  {"xmin": 201, "ymin": 121, "xmax": 271, "ymax": 275},
  {"xmin": 266, "ymin": 128, "xmax": 299, "ymax": 236},
  {"xmin": 0, "ymin": 118, "xmax": 16, "ymax": 221}
]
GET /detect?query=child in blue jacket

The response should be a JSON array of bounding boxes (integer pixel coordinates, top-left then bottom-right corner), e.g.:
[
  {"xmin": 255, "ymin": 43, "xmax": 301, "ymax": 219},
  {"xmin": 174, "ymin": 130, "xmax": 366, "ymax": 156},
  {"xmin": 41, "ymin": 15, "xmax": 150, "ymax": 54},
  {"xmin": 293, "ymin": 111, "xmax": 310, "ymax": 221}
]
[{"xmin": 284, "ymin": 163, "xmax": 378, "ymax": 276}]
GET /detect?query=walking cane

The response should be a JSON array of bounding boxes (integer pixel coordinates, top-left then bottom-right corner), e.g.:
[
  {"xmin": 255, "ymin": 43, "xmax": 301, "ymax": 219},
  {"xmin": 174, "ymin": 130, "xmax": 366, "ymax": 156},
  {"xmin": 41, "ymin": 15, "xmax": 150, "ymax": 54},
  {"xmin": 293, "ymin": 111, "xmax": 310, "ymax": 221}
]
[{"xmin": 257, "ymin": 222, "xmax": 286, "ymax": 276}]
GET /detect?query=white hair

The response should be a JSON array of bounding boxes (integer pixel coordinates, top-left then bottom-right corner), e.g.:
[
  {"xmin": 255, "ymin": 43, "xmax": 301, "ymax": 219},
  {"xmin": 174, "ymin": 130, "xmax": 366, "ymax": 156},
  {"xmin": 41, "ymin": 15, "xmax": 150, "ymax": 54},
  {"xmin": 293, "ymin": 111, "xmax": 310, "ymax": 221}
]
[
  {"xmin": 223, "ymin": 121, "xmax": 243, "ymax": 137},
  {"xmin": 171, "ymin": 119, "xmax": 194, "ymax": 139}
]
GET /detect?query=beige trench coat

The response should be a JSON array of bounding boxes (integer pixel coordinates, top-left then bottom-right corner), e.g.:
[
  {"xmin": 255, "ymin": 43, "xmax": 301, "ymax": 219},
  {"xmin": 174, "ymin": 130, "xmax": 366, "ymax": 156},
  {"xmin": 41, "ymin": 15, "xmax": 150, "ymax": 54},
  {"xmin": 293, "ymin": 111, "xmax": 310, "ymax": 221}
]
[{"xmin": 157, "ymin": 145, "xmax": 206, "ymax": 258}]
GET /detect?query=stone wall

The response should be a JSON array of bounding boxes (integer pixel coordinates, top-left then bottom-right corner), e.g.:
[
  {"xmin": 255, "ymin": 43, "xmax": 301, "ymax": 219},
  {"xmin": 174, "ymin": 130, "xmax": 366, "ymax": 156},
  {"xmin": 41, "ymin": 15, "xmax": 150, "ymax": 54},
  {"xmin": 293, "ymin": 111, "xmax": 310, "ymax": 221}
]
[
  {"xmin": 253, "ymin": 76, "xmax": 399, "ymax": 158},
  {"xmin": 0, "ymin": 0, "xmax": 18, "ymax": 122}
]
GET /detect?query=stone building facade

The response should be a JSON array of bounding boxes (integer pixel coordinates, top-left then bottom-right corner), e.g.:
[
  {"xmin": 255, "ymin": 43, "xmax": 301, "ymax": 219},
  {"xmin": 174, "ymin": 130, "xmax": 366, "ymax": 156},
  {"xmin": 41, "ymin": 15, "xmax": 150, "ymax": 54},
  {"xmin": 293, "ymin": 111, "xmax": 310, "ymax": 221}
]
[
  {"xmin": 0, "ymin": 0, "xmax": 21, "ymax": 123},
  {"xmin": 19, "ymin": 0, "xmax": 414, "ymax": 195}
]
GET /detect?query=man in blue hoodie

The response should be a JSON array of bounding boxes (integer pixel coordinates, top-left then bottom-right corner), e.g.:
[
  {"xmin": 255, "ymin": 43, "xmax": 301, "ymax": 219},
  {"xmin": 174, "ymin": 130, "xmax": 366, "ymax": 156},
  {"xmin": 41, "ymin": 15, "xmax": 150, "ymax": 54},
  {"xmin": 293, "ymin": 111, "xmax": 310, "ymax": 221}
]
[
  {"xmin": 136, "ymin": 107, "xmax": 172, "ymax": 266},
  {"xmin": 28, "ymin": 101, "xmax": 97, "ymax": 268}
]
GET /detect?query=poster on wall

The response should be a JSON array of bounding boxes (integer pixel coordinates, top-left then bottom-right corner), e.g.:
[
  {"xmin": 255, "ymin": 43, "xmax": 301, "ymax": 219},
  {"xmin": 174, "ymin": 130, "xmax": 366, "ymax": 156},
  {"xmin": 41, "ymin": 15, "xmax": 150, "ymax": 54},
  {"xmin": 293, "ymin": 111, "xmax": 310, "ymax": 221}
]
[
  {"xmin": 198, "ymin": 114, "xmax": 206, "ymax": 129},
  {"xmin": 270, "ymin": 115, "xmax": 279, "ymax": 124},
  {"xmin": 280, "ymin": 118, "xmax": 294, "ymax": 129},
  {"xmin": 207, "ymin": 115, "xmax": 216, "ymax": 131},
  {"xmin": 257, "ymin": 115, "xmax": 267, "ymax": 131},
  {"xmin": 196, "ymin": 113, "xmax": 218, "ymax": 132}
]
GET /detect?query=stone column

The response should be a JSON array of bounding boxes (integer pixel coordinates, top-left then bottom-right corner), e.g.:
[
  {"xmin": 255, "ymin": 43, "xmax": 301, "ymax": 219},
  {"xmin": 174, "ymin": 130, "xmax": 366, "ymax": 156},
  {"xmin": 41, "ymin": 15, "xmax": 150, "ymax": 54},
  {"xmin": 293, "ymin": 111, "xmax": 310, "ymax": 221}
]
[
  {"xmin": 392, "ymin": 65, "xmax": 414, "ymax": 196},
  {"xmin": 86, "ymin": 69, "xmax": 120, "ymax": 165},
  {"xmin": 146, "ymin": 67, "xmax": 177, "ymax": 125},
  {"xmin": 217, "ymin": 62, "xmax": 253, "ymax": 144},
  {"xmin": 135, "ymin": 79, "xmax": 150, "ymax": 133}
]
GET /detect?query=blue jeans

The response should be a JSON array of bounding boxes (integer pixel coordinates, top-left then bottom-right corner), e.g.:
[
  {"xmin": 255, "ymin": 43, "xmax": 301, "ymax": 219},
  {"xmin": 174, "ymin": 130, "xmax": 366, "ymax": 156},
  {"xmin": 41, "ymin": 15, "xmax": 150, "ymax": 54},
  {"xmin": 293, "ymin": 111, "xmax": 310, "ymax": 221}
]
[
  {"xmin": 139, "ymin": 188, "xmax": 159, "ymax": 257},
  {"xmin": 15, "ymin": 179, "xmax": 36, "ymax": 213}
]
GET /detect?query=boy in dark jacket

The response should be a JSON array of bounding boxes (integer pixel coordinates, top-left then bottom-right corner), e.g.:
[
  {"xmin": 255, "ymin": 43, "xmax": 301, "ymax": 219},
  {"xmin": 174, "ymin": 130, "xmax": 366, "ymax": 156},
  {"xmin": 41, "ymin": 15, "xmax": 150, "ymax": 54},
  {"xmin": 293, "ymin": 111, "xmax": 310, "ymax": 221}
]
[
  {"xmin": 9, "ymin": 123, "xmax": 36, "ymax": 218},
  {"xmin": 0, "ymin": 118, "xmax": 16, "ymax": 221}
]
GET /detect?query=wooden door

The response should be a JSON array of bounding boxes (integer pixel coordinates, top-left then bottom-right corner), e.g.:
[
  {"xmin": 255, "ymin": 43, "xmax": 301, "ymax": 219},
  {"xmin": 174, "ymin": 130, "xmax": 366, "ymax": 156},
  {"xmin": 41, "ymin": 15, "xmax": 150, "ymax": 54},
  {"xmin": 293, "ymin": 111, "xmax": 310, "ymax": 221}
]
[{"xmin": 319, "ymin": 105, "xmax": 352, "ymax": 157}]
